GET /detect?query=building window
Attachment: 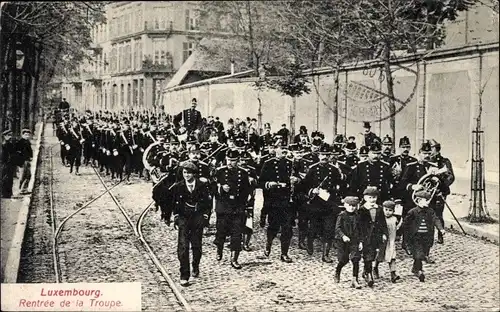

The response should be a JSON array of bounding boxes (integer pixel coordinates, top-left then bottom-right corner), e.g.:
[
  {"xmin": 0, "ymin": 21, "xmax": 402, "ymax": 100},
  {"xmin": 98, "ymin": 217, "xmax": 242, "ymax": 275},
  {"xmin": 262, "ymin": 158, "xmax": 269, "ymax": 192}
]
[
  {"xmin": 124, "ymin": 14, "xmax": 129, "ymax": 34},
  {"xmin": 136, "ymin": 9, "xmax": 142, "ymax": 31},
  {"xmin": 135, "ymin": 41, "xmax": 142, "ymax": 70},
  {"xmin": 182, "ymin": 42, "xmax": 194, "ymax": 63},
  {"xmin": 110, "ymin": 48, "xmax": 116, "ymax": 73},
  {"xmin": 117, "ymin": 16, "xmax": 122, "ymax": 37},
  {"xmin": 104, "ymin": 53, "xmax": 108, "ymax": 73},
  {"xmin": 185, "ymin": 9, "xmax": 198, "ymax": 31},
  {"xmin": 127, "ymin": 44, "xmax": 132, "ymax": 70}
]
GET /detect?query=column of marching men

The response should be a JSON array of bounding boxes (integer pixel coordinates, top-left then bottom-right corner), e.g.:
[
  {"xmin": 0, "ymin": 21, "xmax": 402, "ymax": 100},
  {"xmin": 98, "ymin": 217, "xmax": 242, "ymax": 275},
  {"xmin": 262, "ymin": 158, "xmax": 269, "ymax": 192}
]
[{"xmin": 53, "ymin": 97, "xmax": 456, "ymax": 289}]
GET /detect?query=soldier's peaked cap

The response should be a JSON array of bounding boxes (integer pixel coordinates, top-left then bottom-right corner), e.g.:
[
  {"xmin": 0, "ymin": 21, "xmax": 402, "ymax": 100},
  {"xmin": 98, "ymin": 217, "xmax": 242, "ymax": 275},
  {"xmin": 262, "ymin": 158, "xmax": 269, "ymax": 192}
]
[
  {"xmin": 288, "ymin": 143, "xmax": 300, "ymax": 152},
  {"xmin": 319, "ymin": 143, "xmax": 332, "ymax": 154},
  {"xmin": 234, "ymin": 138, "xmax": 246, "ymax": 148},
  {"xmin": 382, "ymin": 135, "xmax": 393, "ymax": 145},
  {"xmin": 359, "ymin": 145, "xmax": 370, "ymax": 155},
  {"xmin": 240, "ymin": 151, "xmax": 252, "ymax": 159},
  {"xmin": 188, "ymin": 143, "xmax": 200, "ymax": 152},
  {"xmin": 334, "ymin": 134, "xmax": 345, "ymax": 144},
  {"xmin": 3, "ymin": 129, "xmax": 12, "ymax": 136},
  {"xmin": 311, "ymin": 138, "xmax": 322, "ymax": 147},
  {"xmin": 420, "ymin": 141, "xmax": 432, "ymax": 152},
  {"xmin": 332, "ymin": 144, "xmax": 343, "ymax": 156},
  {"xmin": 369, "ymin": 141, "xmax": 382, "ymax": 152},
  {"xmin": 429, "ymin": 139, "xmax": 440, "ymax": 148},
  {"xmin": 226, "ymin": 149, "xmax": 239, "ymax": 159},
  {"xmin": 399, "ymin": 136, "xmax": 411, "ymax": 147},
  {"xmin": 345, "ymin": 142, "xmax": 357, "ymax": 151}
]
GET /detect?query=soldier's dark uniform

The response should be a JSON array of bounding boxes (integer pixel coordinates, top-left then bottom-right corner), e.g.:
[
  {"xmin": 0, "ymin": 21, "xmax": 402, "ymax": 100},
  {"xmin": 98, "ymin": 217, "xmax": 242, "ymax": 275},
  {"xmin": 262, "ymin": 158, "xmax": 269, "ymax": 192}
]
[
  {"xmin": 239, "ymin": 151, "xmax": 258, "ymax": 251},
  {"xmin": 81, "ymin": 120, "xmax": 95, "ymax": 166},
  {"xmin": 67, "ymin": 121, "xmax": 83, "ymax": 174},
  {"xmin": 154, "ymin": 148, "xmax": 179, "ymax": 225},
  {"xmin": 429, "ymin": 139, "xmax": 455, "ymax": 244},
  {"xmin": 259, "ymin": 144, "xmax": 297, "ymax": 263},
  {"xmin": 349, "ymin": 142, "xmax": 394, "ymax": 203},
  {"xmin": 120, "ymin": 121, "xmax": 135, "ymax": 183},
  {"xmin": 173, "ymin": 99, "xmax": 202, "ymax": 134},
  {"xmin": 214, "ymin": 150, "xmax": 252, "ymax": 269},
  {"xmin": 302, "ymin": 143, "xmax": 343, "ymax": 263},
  {"xmin": 171, "ymin": 161, "xmax": 212, "ymax": 285}
]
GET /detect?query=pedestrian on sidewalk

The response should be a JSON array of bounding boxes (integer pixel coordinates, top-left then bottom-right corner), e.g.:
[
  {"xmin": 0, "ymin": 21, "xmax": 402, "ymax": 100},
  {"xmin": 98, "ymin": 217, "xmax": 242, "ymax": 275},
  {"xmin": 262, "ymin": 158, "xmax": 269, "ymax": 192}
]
[
  {"xmin": 334, "ymin": 196, "xmax": 363, "ymax": 289},
  {"xmin": 374, "ymin": 200, "xmax": 402, "ymax": 283},
  {"xmin": 1, "ymin": 129, "xmax": 17, "ymax": 198},
  {"xmin": 17, "ymin": 129, "xmax": 33, "ymax": 195},
  {"xmin": 170, "ymin": 161, "xmax": 212, "ymax": 287},
  {"xmin": 403, "ymin": 190, "xmax": 445, "ymax": 282}
]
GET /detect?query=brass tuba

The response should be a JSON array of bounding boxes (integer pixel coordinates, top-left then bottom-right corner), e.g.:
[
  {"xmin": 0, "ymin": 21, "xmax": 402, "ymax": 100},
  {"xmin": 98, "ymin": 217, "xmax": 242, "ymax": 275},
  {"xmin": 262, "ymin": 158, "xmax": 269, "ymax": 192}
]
[
  {"xmin": 142, "ymin": 141, "xmax": 167, "ymax": 184},
  {"xmin": 411, "ymin": 165, "xmax": 448, "ymax": 204}
]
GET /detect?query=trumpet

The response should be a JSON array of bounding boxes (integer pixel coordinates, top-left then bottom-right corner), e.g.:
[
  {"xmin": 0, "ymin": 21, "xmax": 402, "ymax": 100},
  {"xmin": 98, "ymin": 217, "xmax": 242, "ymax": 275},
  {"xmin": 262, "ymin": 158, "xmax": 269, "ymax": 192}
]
[{"xmin": 411, "ymin": 165, "xmax": 448, "ymax": 204}]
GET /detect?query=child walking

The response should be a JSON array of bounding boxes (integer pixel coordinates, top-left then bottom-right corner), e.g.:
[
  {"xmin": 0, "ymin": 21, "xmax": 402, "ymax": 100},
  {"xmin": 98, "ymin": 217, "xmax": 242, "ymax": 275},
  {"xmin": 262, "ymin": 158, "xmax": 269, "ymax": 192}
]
[
  {"xmin": 374, "ymin": 200, "xmax": 401, "ymax": 283},
  {"xmin": 334, "ymin": 196, "xmax": 363, "ymax": 289},
  {"xmin": 403, "ymin": 190, "xmax": 445, "ymax": 282},
  {"xmin": 358, "ymin": 186, "xmax": 388, "ymax": 287}
]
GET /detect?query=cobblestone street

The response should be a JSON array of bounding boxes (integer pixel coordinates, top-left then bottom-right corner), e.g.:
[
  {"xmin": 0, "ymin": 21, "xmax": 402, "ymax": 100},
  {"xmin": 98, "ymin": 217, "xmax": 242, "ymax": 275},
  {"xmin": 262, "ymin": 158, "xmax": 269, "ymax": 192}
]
[{"xmin": 17, "ymin": 130, "xmax": 500, "ymax": 311}]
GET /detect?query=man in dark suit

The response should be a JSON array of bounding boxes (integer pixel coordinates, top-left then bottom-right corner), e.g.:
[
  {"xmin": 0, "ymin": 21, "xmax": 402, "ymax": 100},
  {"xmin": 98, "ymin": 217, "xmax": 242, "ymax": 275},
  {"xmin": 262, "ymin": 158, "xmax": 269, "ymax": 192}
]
[
  {"xmin": 276, "ymin": 123, "xmax": 290, "ymax": 146},
  {"xmin": 171, "ymin": 161, "xmax": 212, "ymax": 287},
  {"xmin": 173, "ymin": 98, "xmax": 203, "ymax": 134},
  {"xmin": 59, "ymin": 98, "xmax": 70, "ymax": 110},
  {"xmin": 362, "ymin": 122, "xmax": 380, "ymax": 147}
]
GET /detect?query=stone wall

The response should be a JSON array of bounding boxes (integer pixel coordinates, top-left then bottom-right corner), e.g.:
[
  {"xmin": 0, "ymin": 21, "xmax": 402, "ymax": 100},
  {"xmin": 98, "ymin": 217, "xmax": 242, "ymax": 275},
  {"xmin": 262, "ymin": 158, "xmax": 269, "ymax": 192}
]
[{"xmin": 161, "ymin": 43, "xmax": 499, "ymax": 183}]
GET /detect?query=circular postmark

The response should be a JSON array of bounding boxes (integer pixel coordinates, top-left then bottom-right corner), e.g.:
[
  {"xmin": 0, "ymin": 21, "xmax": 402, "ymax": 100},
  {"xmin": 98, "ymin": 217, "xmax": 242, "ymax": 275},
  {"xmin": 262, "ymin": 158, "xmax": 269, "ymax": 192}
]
[
  {"xmin": 317, "ymin": 51, "xmax": 421, "ymax": 124},
  {"xmin": 341, "ymin": 59, "xmax": 420, "ymax": 123}
]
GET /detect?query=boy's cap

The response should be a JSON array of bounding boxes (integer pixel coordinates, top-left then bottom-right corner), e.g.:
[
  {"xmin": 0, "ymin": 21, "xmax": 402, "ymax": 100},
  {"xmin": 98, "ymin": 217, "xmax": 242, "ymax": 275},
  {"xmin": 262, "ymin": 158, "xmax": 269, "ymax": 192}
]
[
  {"xmin": 343, "ymin": 196, "xmax": 360, "ymax": 206},
  {"xmin": 415, "ymin": 190, "xmax": 431, "ymax": 200},
  {"xmin": 363, "ymin": 186, "xmax": 379, "ymax": 196},
  {"xmin": 382, "ymin": 200, "xmax": 396, "ymax": 209}
]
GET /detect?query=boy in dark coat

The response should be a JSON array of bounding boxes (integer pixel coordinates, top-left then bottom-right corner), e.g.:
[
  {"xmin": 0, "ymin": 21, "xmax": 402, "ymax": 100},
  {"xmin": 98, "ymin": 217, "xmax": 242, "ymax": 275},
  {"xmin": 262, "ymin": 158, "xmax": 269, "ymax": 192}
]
[
  {"xmin": 17, "ymin": 129, "xmax": 33, "ymax": 194},
  {"xmin": 403, "ymin": 190, "xmax": 445, "ymax": 282},
  {"xmin": 358, "ymin": 186, "xmax": 388, "ymax": 287},
  {"xmin": 334, "ymin": 196, "xmax": 363, "ymax": 289}
]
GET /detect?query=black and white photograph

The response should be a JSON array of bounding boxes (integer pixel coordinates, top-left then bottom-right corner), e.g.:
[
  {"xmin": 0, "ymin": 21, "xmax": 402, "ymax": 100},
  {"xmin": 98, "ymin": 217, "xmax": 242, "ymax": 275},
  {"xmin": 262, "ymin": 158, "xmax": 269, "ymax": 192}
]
[{"xmin": 0, "ymin": 1, "xmax": 499, "ymax": 311}]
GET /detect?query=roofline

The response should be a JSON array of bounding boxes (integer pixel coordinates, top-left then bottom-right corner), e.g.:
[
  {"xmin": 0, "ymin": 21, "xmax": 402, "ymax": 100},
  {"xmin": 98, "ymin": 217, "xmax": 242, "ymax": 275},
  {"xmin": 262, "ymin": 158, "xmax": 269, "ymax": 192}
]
[
  {"xmin": 162, "ymin": 42, "xmax": 498, "ymax": 93},
  {"xmin": 163, "ymin": 69, "xmax": 255, "ymax": 92},
  {"xmin": 302, "ymin": 42, "xmax": 499, "ymax": 76}
]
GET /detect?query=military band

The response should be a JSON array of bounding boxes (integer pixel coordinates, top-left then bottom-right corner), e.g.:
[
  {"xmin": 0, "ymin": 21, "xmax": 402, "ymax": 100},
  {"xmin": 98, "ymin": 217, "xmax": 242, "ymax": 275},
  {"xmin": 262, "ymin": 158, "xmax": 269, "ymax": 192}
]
[{"xmin": 53, "ymin": 103, "xmax": 455, "ymax": 288}]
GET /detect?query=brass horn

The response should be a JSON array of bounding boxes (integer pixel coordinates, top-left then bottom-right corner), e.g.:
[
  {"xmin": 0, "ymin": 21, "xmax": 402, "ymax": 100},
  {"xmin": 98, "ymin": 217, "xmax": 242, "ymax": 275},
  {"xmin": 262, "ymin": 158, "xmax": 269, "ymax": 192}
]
[{"xmin": 411, "ymin": 165, "xmax": 448, "ymax": 204}]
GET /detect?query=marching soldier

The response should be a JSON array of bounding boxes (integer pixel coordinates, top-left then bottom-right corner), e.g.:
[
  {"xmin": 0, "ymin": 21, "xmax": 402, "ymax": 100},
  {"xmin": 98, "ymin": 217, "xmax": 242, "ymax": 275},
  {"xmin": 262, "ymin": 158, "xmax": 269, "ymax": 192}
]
[
  {"xmin": 81, "ymin": 117, "xmax": 96, "ymax": 166},
  {"xmin": 259, "ymin": 123, "xmax": 274, "ymax": 152},
  {"xmin": 359, "ymin": 145, "xmax": 369, "ymax": 162},
  {"xmin": 239, "ymin": 151, "xmax": 258, "ymax": 251},
  {"xmin": 68, "ymin": 118, "xmax": 84, "ymax": 175},
  {"xmin": 429, "ymin": 139, "xmax": 455, "ymax": 244},
  {"xmin": 259, "ymin": 140, "xmax": 298, "ymax": 263},
  {"xmin": 214, "ymin": 150, "xmax": 252, "ymax": 269},
  {"xmin": 381, "ymin": 135, "xmax": 394, "ymax": 163},
  {"xmin": 302, "ymin": 143, "xmax": 343, "ymax": 263},
  {"xmin": 176, "ymin": 144, "xmax": 211, "ymax": 183},
  {"xmin": 56, "ymin": 121, "xmax": 70, "ymax": 166},
  {"xmin": 349, "ymin": 141, "xmax": 394, "ymax": 203},
  {"xmin": 119, "ymin": 119, "xmax": 135, "ymax": 184},
  {"xmin": 340, "ymin": 141, "xmax": 360, "ymax": 168},
  {"xmin": 171, "ymin": 161, "xmax": 212, "ymax": 286},
  {"xmin": 390, "ymin": 136, "xmax": 417, "ymax": 239}
]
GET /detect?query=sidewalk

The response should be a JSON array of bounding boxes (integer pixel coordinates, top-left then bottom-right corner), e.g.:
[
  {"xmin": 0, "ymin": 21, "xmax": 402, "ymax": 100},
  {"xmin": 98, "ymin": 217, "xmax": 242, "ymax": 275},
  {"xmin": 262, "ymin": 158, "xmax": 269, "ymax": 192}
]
[
  {"xmin": 1, "ymin": 123, "xmax": 44, "ymax": 283},
  {"xmin": 444, "ymin": 176, "xmax": 499, "ymax": 244}
]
